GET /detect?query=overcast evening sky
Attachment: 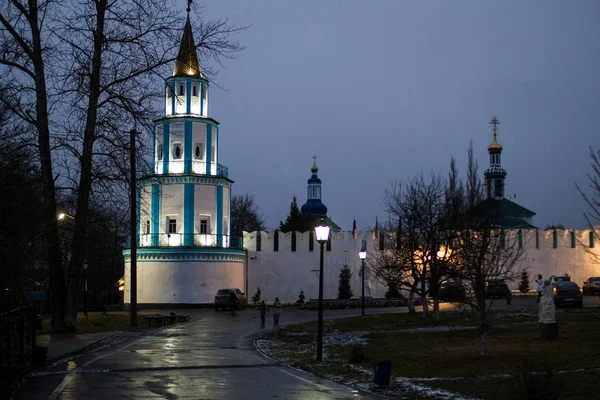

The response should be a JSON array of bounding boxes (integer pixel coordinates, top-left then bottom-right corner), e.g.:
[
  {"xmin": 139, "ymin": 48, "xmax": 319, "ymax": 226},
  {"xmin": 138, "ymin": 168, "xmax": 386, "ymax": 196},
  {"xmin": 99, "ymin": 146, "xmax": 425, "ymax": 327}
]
[{"xmin": 187, "ymin": 0, "xmax": 599, "ymax": 231}]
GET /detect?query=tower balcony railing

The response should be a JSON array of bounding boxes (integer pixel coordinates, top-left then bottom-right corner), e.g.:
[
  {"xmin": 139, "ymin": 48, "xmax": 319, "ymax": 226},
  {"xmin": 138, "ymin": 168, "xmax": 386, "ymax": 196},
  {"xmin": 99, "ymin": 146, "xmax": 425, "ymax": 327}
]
[
  {"xmin": 134, "ymin": 233, "xmax": 243, "ymax": 250},
  {"xmin": 149, "ymin": 161, "xmax": 228, "ymax": 178}
]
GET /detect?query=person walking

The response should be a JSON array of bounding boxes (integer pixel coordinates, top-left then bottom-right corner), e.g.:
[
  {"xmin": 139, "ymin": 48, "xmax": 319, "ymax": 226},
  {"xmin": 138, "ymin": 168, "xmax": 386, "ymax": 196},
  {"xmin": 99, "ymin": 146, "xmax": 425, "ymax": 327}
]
[
  {"xmin": 258, "ymin": 300, "xmax": 269, "ymax": 326},
  {"xmin": 229, "ymin": 291, "xmax": 238, "ymax": 315},
  {"xmin": 536, "ymin": 274, "xmax": 544, "ymax": 303},
  {"xmin": 273, "ymin": 297, "xmax": 282, "ymax": 327}
]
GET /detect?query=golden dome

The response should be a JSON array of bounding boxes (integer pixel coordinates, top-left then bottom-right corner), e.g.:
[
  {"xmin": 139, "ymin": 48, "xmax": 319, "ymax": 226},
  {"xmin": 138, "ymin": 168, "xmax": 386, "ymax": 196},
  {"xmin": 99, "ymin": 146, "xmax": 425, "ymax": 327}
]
[
  {"xmin": 488, "ymin": 133, "xmax": 503, "ymax": 152},
  {"xmin": 311, "ymin": 162, "xmax": 318, "ymax": 174}
]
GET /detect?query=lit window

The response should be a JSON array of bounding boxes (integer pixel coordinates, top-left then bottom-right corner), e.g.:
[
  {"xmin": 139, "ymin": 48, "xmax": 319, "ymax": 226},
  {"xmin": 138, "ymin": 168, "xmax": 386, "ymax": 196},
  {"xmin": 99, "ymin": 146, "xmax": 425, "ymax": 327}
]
[
  {"xmin": 168, "ymin": 218, "xmax": 177, "ymax": 234},
  {"xmin": 200, "ymin": 219, "xmax": 208, "ymax": 234}
]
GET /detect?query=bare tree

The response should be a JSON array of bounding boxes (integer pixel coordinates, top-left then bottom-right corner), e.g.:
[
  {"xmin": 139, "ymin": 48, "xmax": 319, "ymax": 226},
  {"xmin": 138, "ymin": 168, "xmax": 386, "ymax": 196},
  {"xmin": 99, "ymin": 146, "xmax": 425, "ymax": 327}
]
[
  {"xmin": 374, "ymin": 174, "xmax": 454, "ymax": 320},
  {"xmin": 466, "ymin": 140, "xmax": 484, "ymax": 209},
  {"xmin": 454, "ymin": 221, "xmax": 525, "ymax": 357},
  {"xmin": 0, "ymin": 1, "xmax": 245, "ymax": 331},
  {"xmin": 231, "ymin": 193, "xmax": 266, "ymax": 236},
  {"xmin": 576, "ymin": 146, "xmax": 600, "ymax": 263}
]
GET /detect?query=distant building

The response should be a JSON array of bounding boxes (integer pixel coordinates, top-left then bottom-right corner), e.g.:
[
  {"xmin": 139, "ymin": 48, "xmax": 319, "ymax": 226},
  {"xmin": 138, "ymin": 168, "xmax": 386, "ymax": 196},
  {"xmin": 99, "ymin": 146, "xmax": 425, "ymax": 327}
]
[
  {"xmin": 300, "ymin": 159, "xmax": 341, "ymax": 231},
  {"xmin": 467, "ymin": 117, "xmax": 536, "ymax": 228}
]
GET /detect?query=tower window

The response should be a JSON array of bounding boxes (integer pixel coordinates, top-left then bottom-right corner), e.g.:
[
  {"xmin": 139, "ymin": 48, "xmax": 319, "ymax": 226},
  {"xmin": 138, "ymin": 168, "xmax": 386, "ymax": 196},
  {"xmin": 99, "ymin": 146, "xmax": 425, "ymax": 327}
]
[
  {"xmin": 192, "ymin": 85, "xmax": 198, "ymax": 97},
  {"xmin": 145, "ymin": 220, "xmax": 150, "ymax": 234},
  {"xmin": 200, "ymin": 219, "xmax": 208, "ymax": 234},
  {"xmin": 157, "ymin": 144, "xmax": 163, "ymax": 161},
  {"xmin": 168, "ymin": 218, "xmax": 177, "ymax": 234},
  {"xmin": 211, "ymin": 145, "xmax": 215, "ymax": 162},
  {"xmin": 166, "ymin": 86, "xmax": 171, "ymax": 98},
  {"xmin": 194, "ymin": 143, "xmax": 203, "ymax": 159},
  {"xmin": 178, "ymin": 84, "xmax": 184, "ymax": 96},
  {"xmin": 494, "ymin": 179, "xmax": 503, "ymax": 198},
  {"xmin": 173, "ymin": 143, "xmax": 182, "ymax": 159}
]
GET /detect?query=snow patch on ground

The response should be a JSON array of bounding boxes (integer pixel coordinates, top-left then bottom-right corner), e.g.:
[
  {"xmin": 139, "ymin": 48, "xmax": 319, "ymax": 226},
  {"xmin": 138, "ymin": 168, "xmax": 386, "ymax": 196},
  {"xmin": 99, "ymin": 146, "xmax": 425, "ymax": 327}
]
[{"xmin": 394, "ymin": 377, "xmax": 480, "ymax": 400}]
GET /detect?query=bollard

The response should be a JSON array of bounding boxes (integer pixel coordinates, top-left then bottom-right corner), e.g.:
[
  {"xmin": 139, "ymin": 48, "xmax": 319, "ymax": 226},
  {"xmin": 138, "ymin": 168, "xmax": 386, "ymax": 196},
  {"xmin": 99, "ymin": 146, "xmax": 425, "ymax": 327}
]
[{"xmin": 374, "ymin": 360, "xmax": 392, "ymax": 387}]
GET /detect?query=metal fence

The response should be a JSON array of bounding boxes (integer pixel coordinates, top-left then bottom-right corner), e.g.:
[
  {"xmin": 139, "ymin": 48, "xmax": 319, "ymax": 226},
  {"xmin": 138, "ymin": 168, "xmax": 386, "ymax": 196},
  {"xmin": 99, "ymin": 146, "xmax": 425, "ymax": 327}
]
[{"xmin": 0, "ymin": 305, "xmax": 36, "ymax": 399}]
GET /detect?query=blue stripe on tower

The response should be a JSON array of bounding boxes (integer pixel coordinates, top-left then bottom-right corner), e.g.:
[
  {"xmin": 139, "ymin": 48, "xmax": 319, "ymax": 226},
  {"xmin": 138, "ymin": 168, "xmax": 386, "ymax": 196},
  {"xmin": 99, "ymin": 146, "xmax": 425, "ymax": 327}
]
[
  {"xmin": 184, "ymin": 183, "xmax": 194, "ymax": 246},
  {"xmin": 152, "ymin": 125, "xmax": 156, "ymax": 165},
  {"xmin": 136, "ymin": 187, "xmax": 142, "ymax": 246},
  {"xmin": 186, "ymin": 80, "xmax": 191, "ymax": 114},
  {"xmin": 200, "ymin": 83, "xmax": 204, "ymax": 116},
  {"xmin": 184, "ymin": 120, "xmax": 192, "ymax": 174},
  {"xmin": 206, "ymin": 123, "xmax": 212, "ymax": 175},
  {"xmin": 151, "ymin": 184, "xmax": 160, "ymax": 246},
  {"xmin": 170, "ymin": 81, "xmax": 175, "ymax": 115},
  {"xmin": 215, "ymin": 126, "xmax": 218, "ymax": 165},
  {"xmin": 216, "ymin": 185, "xmax": 223, "ymax": 246},
  {"xmin": 163, "ymin": 122, "xmax": 170, "ymax": 174}
]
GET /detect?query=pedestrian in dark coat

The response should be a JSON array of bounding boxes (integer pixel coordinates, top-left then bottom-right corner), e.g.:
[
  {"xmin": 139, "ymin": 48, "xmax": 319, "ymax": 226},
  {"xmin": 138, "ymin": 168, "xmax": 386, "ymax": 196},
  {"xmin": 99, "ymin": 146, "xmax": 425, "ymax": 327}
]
[
  {"xmin": 258, "ymin": 300, "xmax": 269, "ymax": 326},
  {"xmin": 229, "ymin": 291, "xmax": 237, "ymax": 315}
]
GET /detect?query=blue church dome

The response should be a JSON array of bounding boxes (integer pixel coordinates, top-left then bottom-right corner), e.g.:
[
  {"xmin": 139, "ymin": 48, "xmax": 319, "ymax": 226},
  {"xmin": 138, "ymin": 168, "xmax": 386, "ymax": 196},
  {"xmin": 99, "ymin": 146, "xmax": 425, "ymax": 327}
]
[
  {"xmin": 301, "ymin": 200, "xmax": 327, "ymax": 217},
  {"xmin": 301, "ymin": 159, "xmax": 327, "ymax": 217}
]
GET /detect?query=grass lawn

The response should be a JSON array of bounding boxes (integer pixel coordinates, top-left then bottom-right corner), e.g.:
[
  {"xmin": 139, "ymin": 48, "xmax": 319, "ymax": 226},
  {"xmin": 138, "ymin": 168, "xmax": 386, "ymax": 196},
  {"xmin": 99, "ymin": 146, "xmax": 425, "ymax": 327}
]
[
  {"xmin": 42, "ymin": 312, "xmax": 158, "ymax": 334},
  {"xmin": 260, "ymin": 308, "xmax": 600, "ymax": 399}
]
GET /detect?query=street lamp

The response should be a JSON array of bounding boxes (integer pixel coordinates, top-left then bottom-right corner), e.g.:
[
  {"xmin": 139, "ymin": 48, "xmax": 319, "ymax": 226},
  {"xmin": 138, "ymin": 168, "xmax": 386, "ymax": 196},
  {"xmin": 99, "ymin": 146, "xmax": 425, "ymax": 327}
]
[
  {"xmin": 314, "ymin": 222, "xmax": 330, "ymax": 362},
  {"xmin": 359, "ymin": 250, "xmax": 367, "ymax": 316},
  {"xmin": 57, "ymin": 212, "xmax": 75, "ymax": 221}
]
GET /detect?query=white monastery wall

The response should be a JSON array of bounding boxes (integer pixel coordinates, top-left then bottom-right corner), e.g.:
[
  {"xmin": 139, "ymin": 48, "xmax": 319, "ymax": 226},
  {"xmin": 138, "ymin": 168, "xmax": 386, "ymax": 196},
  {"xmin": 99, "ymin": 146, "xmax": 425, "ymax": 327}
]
[{"xmin": 243, "ymin": 228, "xmax": 600, "ymax": 303}]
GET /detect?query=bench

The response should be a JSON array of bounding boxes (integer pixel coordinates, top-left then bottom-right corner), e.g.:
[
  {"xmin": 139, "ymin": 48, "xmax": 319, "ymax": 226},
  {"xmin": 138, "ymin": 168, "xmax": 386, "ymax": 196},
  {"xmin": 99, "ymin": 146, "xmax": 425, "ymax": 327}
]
[
  {"xmin": 169, "ymin": 312, "xmax": 189, "ymax": 322},
  {"xmin": 145, "ymin": 314, "xmax": 173, "ymax": 327}
]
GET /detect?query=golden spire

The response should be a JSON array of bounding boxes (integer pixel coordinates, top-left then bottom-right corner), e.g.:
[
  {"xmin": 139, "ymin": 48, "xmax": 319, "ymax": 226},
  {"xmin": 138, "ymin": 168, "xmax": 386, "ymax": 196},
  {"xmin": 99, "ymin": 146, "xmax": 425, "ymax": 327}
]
[
  {"xmin": 311, "ymin": 155, "xmax": 318, "ymax": 174},
  {"xmin": 488, "ymin": 116, "xmax": 503, "ymax": 152},
  {"xmin": 173, "ymin": 8, "xmax": 202, "ymax": 79}
]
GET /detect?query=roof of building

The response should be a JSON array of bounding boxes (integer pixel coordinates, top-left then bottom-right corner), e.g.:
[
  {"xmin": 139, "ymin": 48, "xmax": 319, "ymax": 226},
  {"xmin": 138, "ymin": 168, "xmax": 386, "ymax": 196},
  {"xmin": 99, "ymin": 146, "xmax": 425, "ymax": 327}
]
[
  {"xmin": 173, "ymin": 16, "xmax": 202, "ymax": 79},
  {"xmin": 466, "ymin": 198, "xmax": 537, "ymax": 229},
  {"xmin": 301, "ymin": 199, "xmax": 327, "ymax": 217}
]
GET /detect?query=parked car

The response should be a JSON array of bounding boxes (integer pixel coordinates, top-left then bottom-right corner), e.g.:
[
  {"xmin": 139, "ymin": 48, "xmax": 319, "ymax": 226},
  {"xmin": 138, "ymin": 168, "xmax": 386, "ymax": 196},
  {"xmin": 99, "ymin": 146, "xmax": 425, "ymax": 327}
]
[
  {"xmin": 553, "ymin": 280, "xmax": 582, "ymax": 308},
  {"xmin": 553, "ymin": 275, "xmax": 571, "ymax": 283},
  {"xmin": 214, "ymin": 288, "xmax": 247, "ymax": 311},
  {"xmin": 485, "ymin": 279, "xmax": 510, "ymax": 299},
  {"xmin": 438, "ymin": 280, "xmax": 466, "ymax": 302},
  {"xmin": 582, "ymin": 277, "xmax": 600, "ymax": 295}
]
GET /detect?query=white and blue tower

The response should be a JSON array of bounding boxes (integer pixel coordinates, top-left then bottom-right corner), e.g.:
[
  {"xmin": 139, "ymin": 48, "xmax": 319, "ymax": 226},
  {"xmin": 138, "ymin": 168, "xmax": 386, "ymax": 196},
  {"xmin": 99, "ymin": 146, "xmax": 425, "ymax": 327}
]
[{"xmin": 124, "ymin": 12, "xmax": 246, "ymax": 307}]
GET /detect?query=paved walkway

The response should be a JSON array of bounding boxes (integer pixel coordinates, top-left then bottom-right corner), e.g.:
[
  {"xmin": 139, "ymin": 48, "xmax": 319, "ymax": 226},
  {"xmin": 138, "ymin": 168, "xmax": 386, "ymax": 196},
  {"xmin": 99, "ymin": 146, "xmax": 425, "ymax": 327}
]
[
  {"xmin": 16, "ymin": 296, "xmax": 599, "ymax": 399},
  {"xmin": 38, "ymin": 332, "xmax": 120, "ymax": 361}
]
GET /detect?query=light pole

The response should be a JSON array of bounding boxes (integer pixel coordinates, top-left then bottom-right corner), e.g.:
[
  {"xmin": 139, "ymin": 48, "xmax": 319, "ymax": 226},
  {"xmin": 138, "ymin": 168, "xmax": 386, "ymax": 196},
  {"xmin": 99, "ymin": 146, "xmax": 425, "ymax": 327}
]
[
  {"xmin": 359, "ymin": 250, "xmax": 367, "ymax": 316},
  {"xmin": 314, "ymin": 223, "xmax": 330, "ymax": 362},
  {"xmin": 57, "ymin": 212, "xmax": 75, "ymax": 221},
  {"xmin": 83, "ymin": 260, "xmax": 88, "ymax": 319},
  {"xmin": 130, "ymin": 129, "xmax": 138, "ymax": 329}
]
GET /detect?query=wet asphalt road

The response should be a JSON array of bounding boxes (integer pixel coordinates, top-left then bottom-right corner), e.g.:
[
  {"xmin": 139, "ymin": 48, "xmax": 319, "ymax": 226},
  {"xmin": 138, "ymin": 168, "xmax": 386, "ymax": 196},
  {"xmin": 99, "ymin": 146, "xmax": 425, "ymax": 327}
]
[{"xmin": 14, "ymin": 296, "xmax": 600, "ymax": 400}]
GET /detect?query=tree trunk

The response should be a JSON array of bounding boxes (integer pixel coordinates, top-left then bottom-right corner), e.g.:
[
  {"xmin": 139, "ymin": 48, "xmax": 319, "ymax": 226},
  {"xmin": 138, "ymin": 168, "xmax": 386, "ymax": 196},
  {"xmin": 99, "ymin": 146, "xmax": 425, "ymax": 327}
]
[
  {"xmin": 24, "ymin": 0, "xmax": 67, "ymax": 333},
  {"xmin": 407, "ymin": 289, "xmax": 416, "ymax": 315},
  {"xmin": 480, "ymin": 330, "xmax": 488, "ymax": 357},
  {"xmin": 433, "ymin": 297, "xmax": 440, "ymax": 322},
  {"xmin": 65, "ymin": 0, "xmax": 107, "ymax": 327}
]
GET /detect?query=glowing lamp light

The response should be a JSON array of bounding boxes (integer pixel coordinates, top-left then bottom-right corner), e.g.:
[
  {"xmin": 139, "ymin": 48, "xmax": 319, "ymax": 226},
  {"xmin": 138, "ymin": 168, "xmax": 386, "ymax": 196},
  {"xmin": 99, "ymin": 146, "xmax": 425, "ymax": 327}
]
[
  {"xmin": 58, "ymin": 213, "xmax": 65, "ymax": 220},
  {"xmin": 314, "ymin": 224, "xmax": 330, "ymax": 244},
  {"xmin": 359, "ymin": 250, "xmax": 367, "ymax": 260}
]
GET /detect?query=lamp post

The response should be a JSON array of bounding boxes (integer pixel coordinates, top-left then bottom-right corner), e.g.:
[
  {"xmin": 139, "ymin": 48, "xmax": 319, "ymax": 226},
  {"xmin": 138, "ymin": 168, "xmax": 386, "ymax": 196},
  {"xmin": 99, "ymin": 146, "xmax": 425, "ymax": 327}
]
[
  {"xmin": 130, "ymin": 129, "xmax": 138, "ymax": 329},
  {"xmin": 359, "ymin": 250, "xmax": 367, "ymax": 316},
  {"xmin": 314, "ymin": 223, "xmax": 330, "ymax": 362},
  {"xmin": 83, "ymin": 260, "xmax": 88, "ymax": 319}
]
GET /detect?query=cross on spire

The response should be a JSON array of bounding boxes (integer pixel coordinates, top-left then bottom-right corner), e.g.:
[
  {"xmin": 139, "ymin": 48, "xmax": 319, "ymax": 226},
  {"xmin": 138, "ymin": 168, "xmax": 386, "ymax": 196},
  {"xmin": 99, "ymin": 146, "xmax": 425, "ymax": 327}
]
[
  {"xmin": 187, "ymin": 0, "xmax": 192, "ymax": 13},
  {"xmin": 312, "ymin": 155, "xmax": 317, "ymax": 165},
  {"xmin": 489, "ymin": 116, "xmax": 500, "ymax": 135}
]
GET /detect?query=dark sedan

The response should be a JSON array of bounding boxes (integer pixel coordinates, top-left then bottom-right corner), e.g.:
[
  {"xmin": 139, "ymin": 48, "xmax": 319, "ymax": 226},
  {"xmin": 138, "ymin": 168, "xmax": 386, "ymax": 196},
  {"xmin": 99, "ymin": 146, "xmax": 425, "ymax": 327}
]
[
  {"xmin": 553, "ymin": 280, "xmax": 583, "ymax": 308},
  {"xmin": 438, "ymin": 280, "xmax": 466, "ymax": 302},
  {"xmin": 485, "ymin": 279, "xmax": 510, "ymax": 299}
]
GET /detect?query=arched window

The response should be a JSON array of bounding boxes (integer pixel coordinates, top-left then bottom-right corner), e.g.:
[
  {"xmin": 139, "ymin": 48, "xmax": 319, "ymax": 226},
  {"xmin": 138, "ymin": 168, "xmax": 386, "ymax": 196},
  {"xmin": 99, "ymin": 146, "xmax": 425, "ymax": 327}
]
[
  {"xmin": 179, "ymin": 84, "xmax": 184, "ymax": 96},
  {"xmin": 194, "ymin": 143, "xmax": 203, "ymax": 159},
  {"xmin": 145, "ymin": 220, "xmax": 150, "ymax": 234},
  {"xmin": 173, "ymin": 144, "xmax": 182, "ymax": 159},
  {"xmin": 192, "ymin": 85, "xmax": 198, "ymax": 97},
  {"xmin": 157, "ymin": 145, "xmax": 163, "ymax": 160}
]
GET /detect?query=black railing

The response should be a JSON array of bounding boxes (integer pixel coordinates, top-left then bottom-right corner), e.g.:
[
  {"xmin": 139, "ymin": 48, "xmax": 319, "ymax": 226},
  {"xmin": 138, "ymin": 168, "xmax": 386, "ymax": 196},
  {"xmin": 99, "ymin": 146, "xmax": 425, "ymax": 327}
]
[
  {"xmin": 129, "ymin": 233, "xmax": 244, "ymax": 250},
  {"xmin": 0, "ymin": 305, "xmax": 36, "ymax": 398}
]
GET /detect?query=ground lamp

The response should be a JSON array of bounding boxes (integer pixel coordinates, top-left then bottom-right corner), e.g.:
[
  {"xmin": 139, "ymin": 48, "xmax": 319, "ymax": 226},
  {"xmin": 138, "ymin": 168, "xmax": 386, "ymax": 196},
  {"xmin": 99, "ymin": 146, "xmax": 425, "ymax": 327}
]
[
  {"xmin": 314, "ymin": 223, "xmax": 330, "ymax": 362},
  {"xmin": 359, "ymin": 250, "xmax": 367, "ymax": 316}
]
